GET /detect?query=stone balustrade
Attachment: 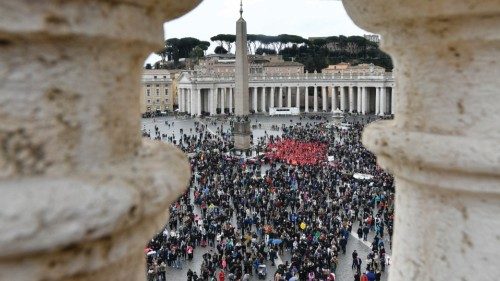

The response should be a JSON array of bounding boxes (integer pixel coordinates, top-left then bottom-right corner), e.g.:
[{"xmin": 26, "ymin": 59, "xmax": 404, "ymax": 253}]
[
  {"xmin": 0, "ymin": 0, "xmax": 201, "ymax": 280},
  {"xmin": 343, "ymin": 0, "xmax": 500, "ymax": 280}
]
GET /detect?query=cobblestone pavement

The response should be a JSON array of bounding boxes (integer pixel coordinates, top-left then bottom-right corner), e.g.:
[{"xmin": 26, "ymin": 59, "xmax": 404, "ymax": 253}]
[{"xmin": 142, "ymin": 114, "xmax": 390, "ymax": 281}]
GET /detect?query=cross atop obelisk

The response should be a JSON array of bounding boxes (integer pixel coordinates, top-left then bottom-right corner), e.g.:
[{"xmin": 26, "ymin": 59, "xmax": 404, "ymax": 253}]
[{"xmin": 239, "ymin": 0, "xmax": 243, "ymax": 18}]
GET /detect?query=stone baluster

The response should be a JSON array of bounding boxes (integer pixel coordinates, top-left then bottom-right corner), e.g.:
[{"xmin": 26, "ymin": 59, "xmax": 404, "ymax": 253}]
[
  {"xmin": 0, "ymin": 0, "xmax": 200, "ymax": 280},
  {"xmin": 343, "ymin": 0, "xmax": 500, "ymax": 280}
]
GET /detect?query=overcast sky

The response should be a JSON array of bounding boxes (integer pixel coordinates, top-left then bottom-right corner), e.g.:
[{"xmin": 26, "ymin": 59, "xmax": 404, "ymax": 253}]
[{"xmin": 145, "ymin": 0, "xmax": 368, "ymax": 64}]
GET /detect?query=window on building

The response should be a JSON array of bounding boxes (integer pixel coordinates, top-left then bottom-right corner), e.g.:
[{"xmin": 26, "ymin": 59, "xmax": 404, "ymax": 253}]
[
  {"xmin": 146, "ymin": 89, "xmax": 150, "ymax": 96},
  {"xmin": 156, "ymin": 99, "xmax": 160, "ymax": 103},
  {"xmin": 146, "ymin": 84, "xmax": 151, "ymax": 87},
  {"xmin": 156, "ymin": 89, "xmax": 159, "ymax": 95},
  {"xmin": 153, "ymin": 76, "xmax": 157, "ymax": 79},
  {"xmin": 165, "ymin": 89, "xmax": 168, "ymax": 95},
  {"xmin": 147, "ymin": 100, "xmax": 151, "ymax": 104},
  {"xmin": 163, "ymin": 76, "xmax": 167, "ymax": 79},
  {"xmin": 156, "ymin": 84, "xmax": 159, "ymax": 87}
]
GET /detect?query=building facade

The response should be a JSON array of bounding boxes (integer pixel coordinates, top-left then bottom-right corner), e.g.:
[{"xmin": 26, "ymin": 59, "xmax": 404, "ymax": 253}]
[
  {"xmin": 322, "ymin": 62, "xmax": 386, "ymax": 75},
  {"xmin": 177, "ymin": 71, "xmax": 395, "ymax": 116},
  {"xmin": 195, "ymin": 54, "xmax": 304, "ymax": 76},
  {"xmin": 140, "ymin": 69, "xmax": 176, "ymax": 114}
]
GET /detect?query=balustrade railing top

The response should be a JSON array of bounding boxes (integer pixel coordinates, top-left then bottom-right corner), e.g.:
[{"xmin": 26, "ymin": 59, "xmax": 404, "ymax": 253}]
[{"xmin": 187, "ymin": 72, "xmax": 394, "ymax": 83}]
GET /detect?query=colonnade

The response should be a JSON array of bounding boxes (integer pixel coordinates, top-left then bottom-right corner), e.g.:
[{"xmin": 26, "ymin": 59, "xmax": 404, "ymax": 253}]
[{"xmin": 178, "ymin": 84, "xmax": 395, "ymax": 116}]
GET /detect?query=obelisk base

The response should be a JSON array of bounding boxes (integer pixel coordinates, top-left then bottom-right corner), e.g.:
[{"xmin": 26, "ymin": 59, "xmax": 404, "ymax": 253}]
[{"xmin": 233, "ymin": 120, "xmax": 252, "ymax": 151}]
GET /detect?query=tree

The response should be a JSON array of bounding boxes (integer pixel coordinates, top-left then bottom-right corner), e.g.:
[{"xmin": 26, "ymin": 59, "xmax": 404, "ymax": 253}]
[
  {"xmin": 255, "ymin": 47, "xmax": 276, "ymax": 55},
  {"xmin": 165, "ymin": 38, "xmax": 180, "ymax": 62},
  {"xmin": 190, "ymin": 46, "xmax": 205, "ymax": 62},
  {"xmin": 210, "ymin": 34, "xmax": 236, "ymax": 54},
  {"xmin": 155, "ymin": 47, "xmax": 168, "ymax": 63},
  {"xmin": 214, "ymin": 46, "xmax": 228, "ymax": 54}
]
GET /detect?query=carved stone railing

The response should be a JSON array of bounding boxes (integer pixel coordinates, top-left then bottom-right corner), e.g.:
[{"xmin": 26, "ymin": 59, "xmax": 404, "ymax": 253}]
[
  {"xmin": 187, "ymin": 72, "xmax": 394, "ymax": 85},
  {"xmin": 0, "ymin": 0, "xmax": 201, "ymax": 280},
  {"xmin": 343, "ymin": 0, "xmax": 500, "ymax": 280}
]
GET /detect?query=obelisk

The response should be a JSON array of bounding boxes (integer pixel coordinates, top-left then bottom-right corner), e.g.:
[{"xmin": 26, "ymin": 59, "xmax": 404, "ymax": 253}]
[{"xmin": 233, "ymin": 0, "xmax": 252, "ymax": 151}]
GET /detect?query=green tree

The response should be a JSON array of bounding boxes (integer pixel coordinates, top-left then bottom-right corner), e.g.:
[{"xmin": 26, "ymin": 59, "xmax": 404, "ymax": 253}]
[{"xmin": 214, "ymin": 46, "xmax": 228, "ymax": 54}]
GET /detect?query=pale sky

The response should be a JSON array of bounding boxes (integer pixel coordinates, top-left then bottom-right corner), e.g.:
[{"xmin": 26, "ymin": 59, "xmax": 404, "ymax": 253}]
[{"xmin": 145, "ymin": 0, "xmax": 368, "ymax": 64}]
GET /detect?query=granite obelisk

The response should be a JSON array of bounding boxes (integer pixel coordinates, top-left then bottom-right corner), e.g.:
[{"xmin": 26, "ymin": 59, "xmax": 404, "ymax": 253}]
[{"xmin": 233, "ymin": 0, "xmax": 252, "ymax": 151}]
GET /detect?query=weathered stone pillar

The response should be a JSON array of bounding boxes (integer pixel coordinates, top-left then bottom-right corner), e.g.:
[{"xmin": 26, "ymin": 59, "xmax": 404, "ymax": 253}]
[
  {"xmin": 0, "ymin": 1, "xmax": 200, "ymax": 280},
  {"xmin": 343, "ymin": 0, "xmax": 500, "ymax": 280}
]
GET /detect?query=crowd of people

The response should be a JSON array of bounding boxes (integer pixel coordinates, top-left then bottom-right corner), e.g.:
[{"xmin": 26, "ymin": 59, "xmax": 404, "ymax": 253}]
[
  {"xmin": 265, "ymin": 139, "xmax": 327, "ymax": 166},
  {"xmin": 142, "ymin": 115, "xmax": 395, "ymax": 281}
]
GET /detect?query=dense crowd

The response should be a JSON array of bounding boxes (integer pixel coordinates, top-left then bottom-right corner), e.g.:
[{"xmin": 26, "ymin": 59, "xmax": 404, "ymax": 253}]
[{"xmin": 143, "ymin": 116, "xmax": 395, "ymax": 281}]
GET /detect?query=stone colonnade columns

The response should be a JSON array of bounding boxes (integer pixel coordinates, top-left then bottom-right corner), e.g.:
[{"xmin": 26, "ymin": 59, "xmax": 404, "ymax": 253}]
[
  {"xmin": 357, "ymin": 87, "xmax": 363, "ymax": 113},
  {"xmin": 375, "ymin": 87, "xmax": 380, "ymax": 115},
  {"xmin": 349, "ymin": 86, "xmax": 355, "ymax": 113},
  {"xmin": 391, "ymin": 86, "xmax": 396, "ymax": 115},
  {"xmin": 261, "ymin": 87, "xmax": 267, "ymax": 113},
  {"xmin": 178, "ymin": 88, "xmax": 183, "ymax": 112},
  {"xmin": 304, "ymin": 87, "xmax": 309, "ymax": 112},
  {"xmin": 322, "ymin": 86, "xmax": 327, "ymax": 111},
  {"xmin": 287, "ymin": 87, "xmax": 292, "ymax": 107},
  {"xmin": 182, "ymin": 88, "xmax": 187, "ymax": 112},
  {"xmin": 340, "ymin": 86, "xmax": 346, "ymax": 111},
  {"xmin": 331, "ymin": 86, "xmax": 337, "ymax": 111},
  {"xmin": 253, "ymin": 87, "xmax": 258, "ymax": 112},
  {"xmin": 361, "ymin": 87, "xmax": 368, "ymax": 115},
  {"xmin": 0, "ymin": 1, "xmax": 199, "ymax": 280},
  {"xmin": 270, "ymin": 87, "xmax": 275, "ymax": 108},
  {"xmin": 221, "ymin": 88, "xmax": 226, "ymax": 114},
  {"xmin": 343, "ymin": 1, "xmax": 500, "ymax": 281},
  {"xmin": 313, "ymin": 86, "xmax": 318, "ymax": 112},
  {"xmin": 278, "ymin": 87, "xmax": 283, "ymax": 108},
  {"xmin": 229, "ymin": 87, "xmax": 234, "ymax": 114},
  {"xmin": 379, "ymin": 86, "xmax": 386, "ymax": 116},
  {"xmin": 208, "ymin": 87, "xmax": 213, "ymax": 115},
  {"xmin": 197, "ymin": 88, "xmax": 202, "ymax": 116},
  {"xmin": 190, "ymin": 87, "xmax": 196, "ymax": 115},
  {"xmin": 296, "ymin": 86, "xmax": 301, "ymax": 110}
]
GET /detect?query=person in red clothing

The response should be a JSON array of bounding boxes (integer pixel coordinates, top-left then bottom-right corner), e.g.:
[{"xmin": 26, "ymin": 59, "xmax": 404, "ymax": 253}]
[
  {"xmin": 218, "ymin": 270, "xmax": 225, "ymax": 281},
  {"xmin": 360, "ymin": 271, "xmax": 369, "ymax": 281}
]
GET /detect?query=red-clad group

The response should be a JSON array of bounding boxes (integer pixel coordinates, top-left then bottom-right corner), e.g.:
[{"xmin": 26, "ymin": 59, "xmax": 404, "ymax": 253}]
[{"xmin": 265, "ymin": 139, "xmax": 328, "ymax": 166}]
